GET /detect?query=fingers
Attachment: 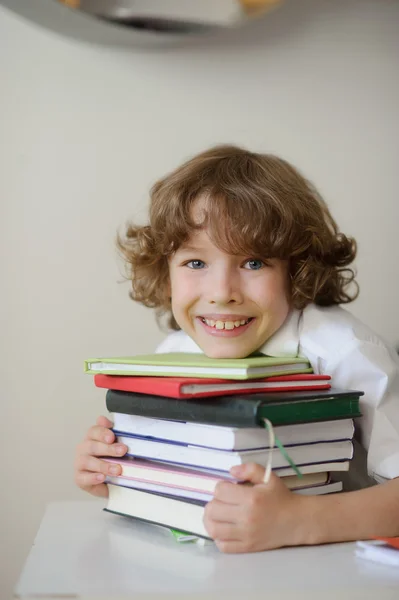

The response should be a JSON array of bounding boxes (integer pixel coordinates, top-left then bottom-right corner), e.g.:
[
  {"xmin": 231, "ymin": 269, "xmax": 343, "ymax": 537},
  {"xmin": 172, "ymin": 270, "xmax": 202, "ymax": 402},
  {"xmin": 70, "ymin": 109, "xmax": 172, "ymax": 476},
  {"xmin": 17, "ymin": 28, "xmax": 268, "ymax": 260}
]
[
  {"xmin": 204, "ymin": 499, "xmax": 239, "ymax": 523},
  {"xmin": 74, "ymin": 455, "xmax": 124, "ymax": 497},
  {"xmin": 88, "ymin": 482, "xmax": 109, "ymax": 498},
  {"xmin": 76, "ymin": 455, "xmax": 122, "ymax": 477},
  {"xmin": 80, "ymin": 418, "xmax": 128, "ymax": 458},
  {"xmin": 75, "ymin": 469, "xmax": 107, "ymax": 487},
  {"xmin": 206, "ymin": 523, "xmax": 240, "ymax": 545},
  {"xmin": 74, "ymin": 416, "xmax": 127, "ymax": 496},
  {"xmin": 203, "ymin": 506, "xmax": 239, "ymax": 542},
  {"xmin": 79, "ymin": 439, "xmax": 127, "ymax": 458},
  {"xmin": 230, "ymin": 462, "xmax": 266, "ymax": 484},
  {"xmin": 96, "ymin": 415, "xmax": 114, "ymax": 428},
  {"xmin": 86, "ymin": 423, "xmax": 115, "ymax": 444},
  {"xmin": 213, "ymin": 480, "xmax": 254, "ymax": 504},
  {"xmin": 75, "ymin": 472, "xmax": 109, "ymax": 498},
  {"xmin": 215, "ymin": 539, "xmax": 254, "ymax": 554}
]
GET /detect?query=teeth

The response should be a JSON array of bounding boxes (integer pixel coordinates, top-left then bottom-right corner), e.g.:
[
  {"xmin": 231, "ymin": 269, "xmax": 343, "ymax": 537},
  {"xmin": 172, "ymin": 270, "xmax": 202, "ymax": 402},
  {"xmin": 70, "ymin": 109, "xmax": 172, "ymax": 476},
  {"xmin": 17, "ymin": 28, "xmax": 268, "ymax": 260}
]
[{"xmin": 203, "ymin": 318, "xmax": 250, "ymax": 329}]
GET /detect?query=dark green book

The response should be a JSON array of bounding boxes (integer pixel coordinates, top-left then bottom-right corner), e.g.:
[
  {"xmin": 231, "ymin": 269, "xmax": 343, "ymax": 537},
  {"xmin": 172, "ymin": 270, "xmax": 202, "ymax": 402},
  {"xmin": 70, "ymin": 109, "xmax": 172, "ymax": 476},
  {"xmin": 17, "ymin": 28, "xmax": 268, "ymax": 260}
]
[{"xmin": 105, "ymin": 388, "xmax": 363, "ymax": 427}]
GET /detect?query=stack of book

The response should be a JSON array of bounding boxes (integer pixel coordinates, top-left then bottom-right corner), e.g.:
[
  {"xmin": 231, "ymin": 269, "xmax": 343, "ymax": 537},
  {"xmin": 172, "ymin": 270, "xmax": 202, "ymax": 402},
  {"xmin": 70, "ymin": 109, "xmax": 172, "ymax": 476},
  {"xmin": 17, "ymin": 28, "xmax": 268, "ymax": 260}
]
[{"xmin": 84, "ymin": 353, "xmax": 363, "ymax": 539}]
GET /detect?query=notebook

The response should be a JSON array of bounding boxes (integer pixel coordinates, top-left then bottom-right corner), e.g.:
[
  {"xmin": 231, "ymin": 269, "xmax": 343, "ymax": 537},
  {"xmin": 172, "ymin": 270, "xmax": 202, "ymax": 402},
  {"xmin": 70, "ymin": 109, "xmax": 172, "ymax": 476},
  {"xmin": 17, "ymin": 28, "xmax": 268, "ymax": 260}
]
[
  {"xmin": 95, "ymin": 373, "xmax": 331, "ymax": 398},
  {"xmin": 85, "ymin": 352, "xmax": 311, "ymax": 380},
  {"xmin": 111, "ymin": 413, "xmax": 355, "ymax": 450},
  {"xmin": 106, "ymin": 387, "xmax": 363, "ymax": 427}
]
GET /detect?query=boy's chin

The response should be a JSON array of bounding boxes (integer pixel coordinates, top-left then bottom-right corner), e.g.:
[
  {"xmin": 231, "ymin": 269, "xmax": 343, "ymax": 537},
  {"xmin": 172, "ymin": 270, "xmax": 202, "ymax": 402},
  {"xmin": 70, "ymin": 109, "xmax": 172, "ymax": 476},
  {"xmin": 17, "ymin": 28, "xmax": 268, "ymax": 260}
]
[{"xmin": 198, "ymin": 342, "xmax": 257, "ymax": 360}]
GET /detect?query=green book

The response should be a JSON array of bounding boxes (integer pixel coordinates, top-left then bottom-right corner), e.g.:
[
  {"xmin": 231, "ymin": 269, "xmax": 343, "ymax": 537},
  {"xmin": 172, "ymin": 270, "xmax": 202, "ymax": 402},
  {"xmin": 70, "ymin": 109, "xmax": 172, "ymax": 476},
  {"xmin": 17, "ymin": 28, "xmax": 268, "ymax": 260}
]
[
  {"xmin": 84, "ymin": 352, "xmax": 311, "ymax": 380},
  {"xmin": 169, "ymin": 529, "xmax": 199, "ymax": 543}
]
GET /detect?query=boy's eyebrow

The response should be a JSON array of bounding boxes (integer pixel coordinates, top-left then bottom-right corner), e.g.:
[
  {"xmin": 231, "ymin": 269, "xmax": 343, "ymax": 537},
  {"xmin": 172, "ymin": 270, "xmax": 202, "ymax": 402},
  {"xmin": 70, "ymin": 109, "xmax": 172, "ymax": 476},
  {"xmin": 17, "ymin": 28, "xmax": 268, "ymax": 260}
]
[{"xmin": 176, "ymin": 244, "xmax": 204, "ymax": 252}]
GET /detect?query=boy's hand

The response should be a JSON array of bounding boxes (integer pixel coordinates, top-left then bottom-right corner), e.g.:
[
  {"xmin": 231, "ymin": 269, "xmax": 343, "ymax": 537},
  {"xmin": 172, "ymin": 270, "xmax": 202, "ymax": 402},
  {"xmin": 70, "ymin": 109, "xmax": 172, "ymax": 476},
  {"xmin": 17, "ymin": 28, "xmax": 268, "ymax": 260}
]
[
  {"xmin": 203, "ymin": 462, "xmax": 307, "ymax": 553},
  {"xmin": 74, "ymin": 415, "xmax": 128, "ymax": 498}
]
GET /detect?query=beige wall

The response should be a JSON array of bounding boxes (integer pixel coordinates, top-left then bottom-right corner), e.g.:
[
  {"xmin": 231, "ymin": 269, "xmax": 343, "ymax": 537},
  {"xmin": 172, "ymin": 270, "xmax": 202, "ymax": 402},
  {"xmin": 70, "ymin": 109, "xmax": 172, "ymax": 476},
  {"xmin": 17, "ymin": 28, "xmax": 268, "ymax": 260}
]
[{"xmin": 1, "ymin": 0, "xmax": 398, "ymax": 596}]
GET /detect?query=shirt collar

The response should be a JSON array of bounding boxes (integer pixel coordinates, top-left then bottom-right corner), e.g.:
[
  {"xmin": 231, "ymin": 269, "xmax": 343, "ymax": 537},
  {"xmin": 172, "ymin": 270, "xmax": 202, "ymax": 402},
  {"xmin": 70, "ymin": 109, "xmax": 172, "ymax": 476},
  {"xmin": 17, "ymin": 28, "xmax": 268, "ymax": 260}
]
[{"xmin": 258, "ymin": 309, "xmax": 301, "ymax": 357}]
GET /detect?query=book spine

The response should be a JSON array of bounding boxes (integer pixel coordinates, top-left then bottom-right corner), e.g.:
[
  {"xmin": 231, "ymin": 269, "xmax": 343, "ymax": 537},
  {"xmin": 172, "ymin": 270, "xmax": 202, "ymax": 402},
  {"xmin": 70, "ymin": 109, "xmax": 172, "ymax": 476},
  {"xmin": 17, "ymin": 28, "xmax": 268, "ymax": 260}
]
[{"xmin": 106, "ymin": 390, "xmax": 259, "ymax": 426}]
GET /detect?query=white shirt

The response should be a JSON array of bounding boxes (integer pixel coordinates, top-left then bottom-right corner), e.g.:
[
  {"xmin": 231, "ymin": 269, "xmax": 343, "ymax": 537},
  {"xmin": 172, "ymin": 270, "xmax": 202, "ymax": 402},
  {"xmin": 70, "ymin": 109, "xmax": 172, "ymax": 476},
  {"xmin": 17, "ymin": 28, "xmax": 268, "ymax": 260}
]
[{"xmin": 156, "ymin": 304, "xmax": 399, "ymax": 480}]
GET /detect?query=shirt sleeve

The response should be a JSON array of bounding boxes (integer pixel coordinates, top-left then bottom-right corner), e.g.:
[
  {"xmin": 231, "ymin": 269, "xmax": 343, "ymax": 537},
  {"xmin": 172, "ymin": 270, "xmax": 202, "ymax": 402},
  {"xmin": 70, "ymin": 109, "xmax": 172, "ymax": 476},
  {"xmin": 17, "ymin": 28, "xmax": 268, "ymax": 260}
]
[{"xmin": 323, "ymin": 340, "xmax": 399, "ymax": 480}]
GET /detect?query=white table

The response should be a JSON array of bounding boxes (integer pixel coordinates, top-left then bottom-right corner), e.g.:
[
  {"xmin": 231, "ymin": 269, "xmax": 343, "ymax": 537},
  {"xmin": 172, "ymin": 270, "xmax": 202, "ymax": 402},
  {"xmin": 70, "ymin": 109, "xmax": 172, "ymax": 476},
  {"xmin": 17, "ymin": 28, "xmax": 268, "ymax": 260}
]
[{"xmin": 14, "ymin": 500, "xmax": 399, "ymax": 599}]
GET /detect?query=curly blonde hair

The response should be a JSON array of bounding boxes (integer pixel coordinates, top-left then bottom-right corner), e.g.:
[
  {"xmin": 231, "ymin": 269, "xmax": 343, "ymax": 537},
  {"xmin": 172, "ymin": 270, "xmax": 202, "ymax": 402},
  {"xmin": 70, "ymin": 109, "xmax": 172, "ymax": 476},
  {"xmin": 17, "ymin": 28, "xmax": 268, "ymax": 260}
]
[{"xmin": 117, "ymin": 145, "xmax": 358, "ymax": 330}]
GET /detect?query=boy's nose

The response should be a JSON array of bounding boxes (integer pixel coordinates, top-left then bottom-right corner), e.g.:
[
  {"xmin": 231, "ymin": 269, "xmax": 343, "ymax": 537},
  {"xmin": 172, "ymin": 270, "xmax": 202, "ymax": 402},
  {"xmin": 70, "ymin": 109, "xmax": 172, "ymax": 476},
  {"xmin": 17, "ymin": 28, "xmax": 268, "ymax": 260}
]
[{"xmin": 206, "ymin": 272, "xmax": 243, "ymax": 305}]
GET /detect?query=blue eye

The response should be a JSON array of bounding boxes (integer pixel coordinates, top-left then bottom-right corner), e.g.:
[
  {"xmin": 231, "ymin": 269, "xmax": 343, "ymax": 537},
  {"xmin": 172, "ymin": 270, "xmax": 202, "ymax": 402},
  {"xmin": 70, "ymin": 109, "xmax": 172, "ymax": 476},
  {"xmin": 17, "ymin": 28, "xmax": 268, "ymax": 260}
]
[
  {"xmin": 245, "ymin": 259, "xmax": 264, "ymax": 270},
  {"xmin": 186, "ymin": 260, "xmax": 206, "ymax": 269}
]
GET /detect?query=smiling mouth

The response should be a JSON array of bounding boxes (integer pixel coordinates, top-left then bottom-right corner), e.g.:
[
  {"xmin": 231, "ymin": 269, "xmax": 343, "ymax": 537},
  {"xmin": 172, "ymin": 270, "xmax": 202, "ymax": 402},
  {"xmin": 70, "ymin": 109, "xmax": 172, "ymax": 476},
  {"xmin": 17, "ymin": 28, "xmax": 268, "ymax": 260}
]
[{"xmin": 199, "ymin": 317, "xmax": 253, "ymax": 330}]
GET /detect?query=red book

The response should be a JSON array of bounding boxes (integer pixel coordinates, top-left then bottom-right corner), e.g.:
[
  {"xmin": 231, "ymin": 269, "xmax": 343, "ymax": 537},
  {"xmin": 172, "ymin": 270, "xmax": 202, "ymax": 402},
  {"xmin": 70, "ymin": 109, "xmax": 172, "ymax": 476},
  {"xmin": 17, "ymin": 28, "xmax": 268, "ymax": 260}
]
[{"xmin": 94, "ymin": 373, "xmax": 331, "ymax": 399}]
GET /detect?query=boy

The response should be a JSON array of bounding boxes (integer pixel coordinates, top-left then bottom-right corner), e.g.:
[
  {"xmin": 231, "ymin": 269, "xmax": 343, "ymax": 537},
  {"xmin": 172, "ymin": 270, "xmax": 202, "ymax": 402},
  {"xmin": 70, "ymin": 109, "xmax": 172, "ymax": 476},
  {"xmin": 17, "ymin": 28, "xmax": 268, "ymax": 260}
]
[{"xmin": 75, "ymin": 145, "xmax": 399, "ymax": 553}]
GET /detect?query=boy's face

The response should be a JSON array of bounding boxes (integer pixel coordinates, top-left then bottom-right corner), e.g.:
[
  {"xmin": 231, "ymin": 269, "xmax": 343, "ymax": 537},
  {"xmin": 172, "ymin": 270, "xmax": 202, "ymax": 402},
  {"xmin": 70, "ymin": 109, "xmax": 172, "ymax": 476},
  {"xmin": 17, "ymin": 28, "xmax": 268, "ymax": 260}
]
[{"xmin": 168, "ymin": 228, "xmax": 291, "ymax": 359}]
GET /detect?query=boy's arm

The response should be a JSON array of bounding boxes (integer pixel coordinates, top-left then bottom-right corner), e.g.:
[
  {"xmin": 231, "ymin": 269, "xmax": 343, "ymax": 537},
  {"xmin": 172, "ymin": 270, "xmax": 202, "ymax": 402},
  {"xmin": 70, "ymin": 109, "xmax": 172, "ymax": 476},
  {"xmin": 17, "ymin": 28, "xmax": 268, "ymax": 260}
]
[
  {"xmin": 204, "ymin": 464, "xmax": 399, "ymax": 553},
  {"xmin": 298, "ymin": 477, "xmax": 399, "ymax": 545}
]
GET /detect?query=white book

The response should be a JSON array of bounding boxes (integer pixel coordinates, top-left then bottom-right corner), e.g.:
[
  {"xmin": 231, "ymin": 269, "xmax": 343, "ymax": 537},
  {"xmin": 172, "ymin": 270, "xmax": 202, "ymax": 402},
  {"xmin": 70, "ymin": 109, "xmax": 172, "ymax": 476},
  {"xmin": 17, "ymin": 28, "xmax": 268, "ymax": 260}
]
[
  {"xmin": 186, "ymin": 460, "xmax": 351, "ymax": 477},
  {"xmin": 106, "ymin": 476, "xmax": 342, "ymax": 501},
  {"xmin": 106, "ymin": 483, "xmax": 209, "ymax": 538},
  {"xmin": 116, "ymin": 434, "xmax": 353, "ymax": 471},
  {"xmin": 112, "ymin": 413, "xmax": 355, "ymax": 450},
  {"xmin": 106, "ymin": 479, "xmax": 344, "ymax": 541},
  {"xmin": 104, "ymin": 458, "xmax": 329, "ymax": 495}
]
